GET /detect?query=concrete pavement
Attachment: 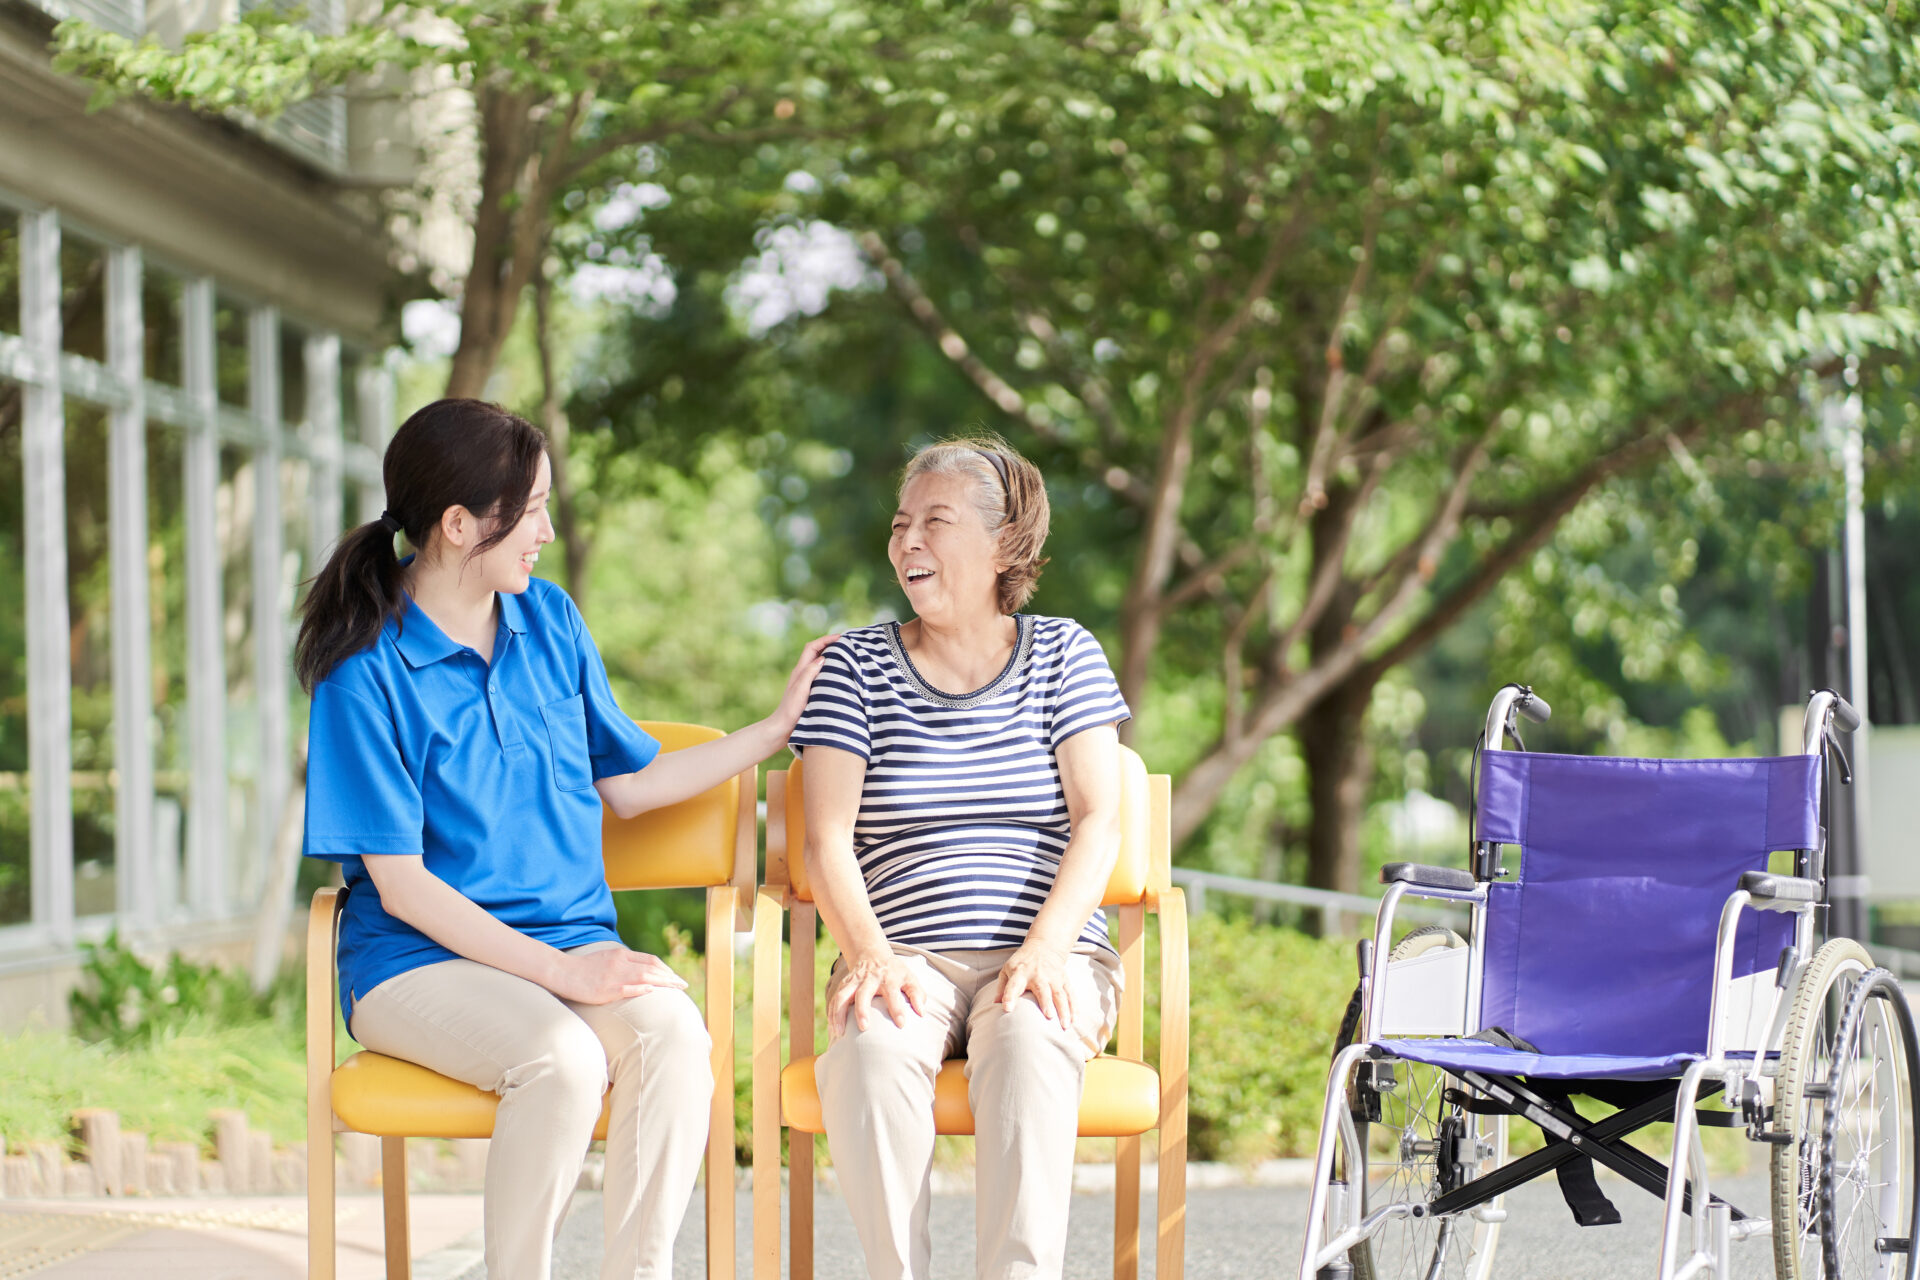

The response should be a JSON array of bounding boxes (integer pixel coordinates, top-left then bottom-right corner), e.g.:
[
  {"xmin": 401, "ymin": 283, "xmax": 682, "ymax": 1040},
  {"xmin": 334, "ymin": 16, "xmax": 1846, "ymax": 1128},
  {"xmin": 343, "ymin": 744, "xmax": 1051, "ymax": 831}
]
[{"xmin": 0, "ymin": 1167, "xmax": 1787, "ymax": 1278}]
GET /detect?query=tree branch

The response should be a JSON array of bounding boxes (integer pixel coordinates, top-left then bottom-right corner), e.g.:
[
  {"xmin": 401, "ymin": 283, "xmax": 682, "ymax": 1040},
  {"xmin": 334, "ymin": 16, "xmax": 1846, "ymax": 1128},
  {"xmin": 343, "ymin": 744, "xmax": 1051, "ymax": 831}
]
[
  {"xmin": 1356, "ymin": 416, "xmax": 1716, "ymax": 684},
  {"xmin": 855, "ymin": 228, "xmax": 1154, "ymax": 508}
]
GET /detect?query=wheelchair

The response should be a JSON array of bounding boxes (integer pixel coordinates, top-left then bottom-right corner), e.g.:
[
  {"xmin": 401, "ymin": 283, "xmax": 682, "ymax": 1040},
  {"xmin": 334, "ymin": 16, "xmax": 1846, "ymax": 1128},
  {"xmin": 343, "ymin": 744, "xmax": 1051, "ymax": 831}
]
[{"xmin": 1300, "ymin": 686, "xmax": 1920, "ymax": 1280}]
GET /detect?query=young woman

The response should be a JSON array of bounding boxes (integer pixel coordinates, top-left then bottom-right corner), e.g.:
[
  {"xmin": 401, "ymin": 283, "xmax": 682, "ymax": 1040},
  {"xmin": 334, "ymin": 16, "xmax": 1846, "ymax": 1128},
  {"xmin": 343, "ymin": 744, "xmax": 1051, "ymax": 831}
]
[
  {"xmin": 298, "ymin": 398, "xmax": 829, "ymax": 1280},
  {"xmin": 788, "ymin": 437, "xmax": 1129, "ymax": 1280}
]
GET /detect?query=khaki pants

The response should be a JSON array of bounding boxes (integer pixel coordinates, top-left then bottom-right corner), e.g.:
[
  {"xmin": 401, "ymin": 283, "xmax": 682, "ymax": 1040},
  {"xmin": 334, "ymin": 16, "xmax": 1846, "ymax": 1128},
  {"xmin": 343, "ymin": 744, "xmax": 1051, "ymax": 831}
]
[
  {"xmin": 815, "ymin": 942, "xmax": 1123, "ymax": 1280},
  {"xmin": 349, "ymin": 942, "xmax": 712, "ymax": 1280}
]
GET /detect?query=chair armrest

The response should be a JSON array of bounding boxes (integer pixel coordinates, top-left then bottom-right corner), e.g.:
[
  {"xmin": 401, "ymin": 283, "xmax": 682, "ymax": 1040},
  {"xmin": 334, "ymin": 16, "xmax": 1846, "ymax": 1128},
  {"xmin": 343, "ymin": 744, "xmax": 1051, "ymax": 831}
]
[
  {"xmin": 306, "ymin": 887, "xmax": 344, "ymax": 1066},
  {"xmin": 1381, "ymin": 863, "xmax": 1476, "ymax": 892},
  {"xmin": 1739, "ymin": 871, "xmax": 1821, "ymax": 911}
]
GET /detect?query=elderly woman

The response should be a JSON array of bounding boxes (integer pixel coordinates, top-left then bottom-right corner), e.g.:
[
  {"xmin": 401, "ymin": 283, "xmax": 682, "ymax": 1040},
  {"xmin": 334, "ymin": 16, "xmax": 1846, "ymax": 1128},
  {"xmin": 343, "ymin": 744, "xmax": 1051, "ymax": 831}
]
[{"xmin": 788, "ymin": 437, "xmax": 1130, "ymax": 1280}]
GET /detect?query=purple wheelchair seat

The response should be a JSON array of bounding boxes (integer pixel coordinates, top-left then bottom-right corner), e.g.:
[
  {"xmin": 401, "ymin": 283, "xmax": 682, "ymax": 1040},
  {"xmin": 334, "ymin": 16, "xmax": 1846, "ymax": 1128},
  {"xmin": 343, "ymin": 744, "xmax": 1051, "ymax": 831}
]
[{"xmin": 1370, "ymin": 750, "xmax": 1821, "ymax": 1080}]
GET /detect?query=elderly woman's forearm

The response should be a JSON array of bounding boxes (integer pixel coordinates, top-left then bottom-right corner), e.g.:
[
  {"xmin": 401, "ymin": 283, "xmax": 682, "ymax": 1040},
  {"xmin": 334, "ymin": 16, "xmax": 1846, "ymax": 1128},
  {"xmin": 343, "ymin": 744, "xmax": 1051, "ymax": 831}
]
[
  {"xmin": 1025, "ymin": 813, "xmax": 1121, "ymax": 947},
  {"xmin": 807, "ymin": 839, "xmax": 892, "ymax": 957}
]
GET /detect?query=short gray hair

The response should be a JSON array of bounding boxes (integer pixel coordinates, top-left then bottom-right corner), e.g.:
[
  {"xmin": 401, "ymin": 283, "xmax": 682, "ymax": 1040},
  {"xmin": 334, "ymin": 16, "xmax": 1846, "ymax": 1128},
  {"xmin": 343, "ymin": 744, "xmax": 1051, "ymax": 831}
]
[{"xmin": 899, "ymin": 435, "xmax": 1050, "ymax": 613}]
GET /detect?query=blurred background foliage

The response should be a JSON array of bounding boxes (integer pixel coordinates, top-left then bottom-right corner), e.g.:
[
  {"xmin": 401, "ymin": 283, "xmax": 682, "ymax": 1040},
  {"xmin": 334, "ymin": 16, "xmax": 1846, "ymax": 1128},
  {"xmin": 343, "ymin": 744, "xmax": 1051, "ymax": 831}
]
[{"xmin": 31, "ymin": 0, "xmax": 1920, "ymax": 1160}]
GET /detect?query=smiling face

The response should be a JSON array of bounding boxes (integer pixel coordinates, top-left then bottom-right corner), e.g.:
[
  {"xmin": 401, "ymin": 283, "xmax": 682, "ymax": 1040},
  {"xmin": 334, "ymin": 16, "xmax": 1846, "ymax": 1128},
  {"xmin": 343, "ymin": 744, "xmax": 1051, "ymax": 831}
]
[
  {"xmin": 889, "ymin": 470, "xmax": 1005, "ymax": 624},
  {"xmin": 465, "ymin": 451, "xmax": 555, "ymax": 595}
]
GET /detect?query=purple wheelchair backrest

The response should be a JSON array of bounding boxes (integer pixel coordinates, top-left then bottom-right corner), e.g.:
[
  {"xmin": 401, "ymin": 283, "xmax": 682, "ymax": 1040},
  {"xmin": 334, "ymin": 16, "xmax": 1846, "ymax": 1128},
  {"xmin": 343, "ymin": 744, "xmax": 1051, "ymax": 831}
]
[{"xmin": 1474, "ymin": 750, "xmax": 1820, "ymax": 1057}]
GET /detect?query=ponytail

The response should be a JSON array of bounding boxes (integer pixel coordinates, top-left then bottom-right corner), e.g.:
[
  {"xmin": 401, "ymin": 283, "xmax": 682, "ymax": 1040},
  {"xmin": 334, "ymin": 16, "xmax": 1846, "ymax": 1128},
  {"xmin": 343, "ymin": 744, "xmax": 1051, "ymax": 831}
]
[
  {"xmin": 295, "ymin": 398, "xmax": 547, "ymax": 691},
  {"xmin": 296, "ymin": 518, "xmax": 407, "ymax": 692}
]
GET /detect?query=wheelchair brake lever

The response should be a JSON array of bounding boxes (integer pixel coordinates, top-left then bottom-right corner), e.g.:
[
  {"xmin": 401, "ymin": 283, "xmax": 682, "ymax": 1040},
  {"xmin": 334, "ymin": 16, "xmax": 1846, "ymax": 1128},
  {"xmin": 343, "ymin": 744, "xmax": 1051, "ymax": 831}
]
[{"xmin": 1825, "ymin": 729, "xmax": 1853, "ymax": 785}]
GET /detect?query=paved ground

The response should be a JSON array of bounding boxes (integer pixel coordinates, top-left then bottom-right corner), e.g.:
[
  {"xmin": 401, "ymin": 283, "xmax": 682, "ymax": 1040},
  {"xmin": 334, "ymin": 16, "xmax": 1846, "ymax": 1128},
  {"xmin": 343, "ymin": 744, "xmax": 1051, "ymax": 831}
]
[
  {"xmin": 0, "ymin": 1168, "xmax": 1786, "ymax": 1278},
  {"xmin": 541, "ymin": 1170, "xmax": 1784, "ymax": 1279}
]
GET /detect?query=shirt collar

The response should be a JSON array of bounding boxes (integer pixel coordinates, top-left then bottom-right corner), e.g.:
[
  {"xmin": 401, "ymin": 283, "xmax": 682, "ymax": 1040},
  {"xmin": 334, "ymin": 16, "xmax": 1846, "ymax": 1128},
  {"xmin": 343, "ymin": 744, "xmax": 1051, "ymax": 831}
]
[
  {"xmin": 387, "ymin": 589, "xmax": 529, "ymax": 668},
  {"xmin": 388, "ymin": 598, "xmax": 463, "ymax": 669},
  {"xmin": 497, "ymin": 589, "xmax": 529, "ymax": 635}
]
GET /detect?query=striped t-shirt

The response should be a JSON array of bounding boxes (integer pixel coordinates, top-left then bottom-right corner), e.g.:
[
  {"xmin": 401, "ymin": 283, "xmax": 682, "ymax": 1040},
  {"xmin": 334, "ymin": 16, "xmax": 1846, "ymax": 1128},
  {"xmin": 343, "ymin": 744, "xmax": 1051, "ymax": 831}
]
[{"xmin": 788, "ymin": 614, "xmax": 1132, "ymax": 952}]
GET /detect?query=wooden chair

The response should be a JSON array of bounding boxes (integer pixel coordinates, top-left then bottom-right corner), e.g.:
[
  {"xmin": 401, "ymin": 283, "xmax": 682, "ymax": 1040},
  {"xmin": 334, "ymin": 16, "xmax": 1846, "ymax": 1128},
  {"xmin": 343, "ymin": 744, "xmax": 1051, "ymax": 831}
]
[
  {"xmin": 306, "ymin": 722, "xmax": 755, "ymax": 1280},
  {"xmin": 750, "ymin": 746, "xmax": 1188, "ymax": 1280}
]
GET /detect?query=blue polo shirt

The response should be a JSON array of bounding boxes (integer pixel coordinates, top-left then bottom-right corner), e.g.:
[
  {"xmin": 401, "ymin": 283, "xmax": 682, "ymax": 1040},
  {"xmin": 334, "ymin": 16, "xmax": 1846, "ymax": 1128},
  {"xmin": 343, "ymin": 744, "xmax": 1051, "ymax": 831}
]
[{"xmin": 303, "ymin": 577, "xmax": 660, "ymax": 1027}]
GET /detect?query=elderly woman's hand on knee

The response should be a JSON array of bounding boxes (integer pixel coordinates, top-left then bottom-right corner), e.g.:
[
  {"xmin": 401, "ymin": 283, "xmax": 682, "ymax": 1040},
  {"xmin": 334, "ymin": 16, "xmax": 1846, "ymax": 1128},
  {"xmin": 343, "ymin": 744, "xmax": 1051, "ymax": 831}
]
[
  {"xmin": 829, "ymin": 946, "xmax": 926, "ymax": 1034},
  {"xmin": 998, "ymin": 937, "xmax": 1076, "ymax": 1025}
]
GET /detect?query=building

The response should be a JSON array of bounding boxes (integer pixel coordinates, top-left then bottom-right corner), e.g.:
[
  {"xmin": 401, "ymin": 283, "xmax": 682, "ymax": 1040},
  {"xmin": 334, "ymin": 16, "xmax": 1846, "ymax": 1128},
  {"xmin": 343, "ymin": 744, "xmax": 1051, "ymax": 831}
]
[{"xmin": 0, "ymin": 0, "xmax": 411, "ymax": 1024}]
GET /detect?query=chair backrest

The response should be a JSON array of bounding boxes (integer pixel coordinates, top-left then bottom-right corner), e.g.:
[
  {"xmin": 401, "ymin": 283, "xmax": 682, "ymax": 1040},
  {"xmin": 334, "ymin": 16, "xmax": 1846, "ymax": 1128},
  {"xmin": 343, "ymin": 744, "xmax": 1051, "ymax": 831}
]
[
  {"xmin": 601, "ymin": 721, "xmax": 749, "ymax": 890},
  {"xmin": 1474, "ymin": 750, "xmax": 1820, "ymax": 1057},
  {"xmin": 781, "ymin": 743, "xmax": 1157, "ymax": 905}
]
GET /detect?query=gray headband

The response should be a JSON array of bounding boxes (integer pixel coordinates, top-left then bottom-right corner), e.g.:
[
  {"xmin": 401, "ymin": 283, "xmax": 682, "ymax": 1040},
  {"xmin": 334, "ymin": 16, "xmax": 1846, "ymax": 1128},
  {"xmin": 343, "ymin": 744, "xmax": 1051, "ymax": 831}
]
[{"xmin": 975, "ymin": 449, "xmax": 1013, "ymax": 507}]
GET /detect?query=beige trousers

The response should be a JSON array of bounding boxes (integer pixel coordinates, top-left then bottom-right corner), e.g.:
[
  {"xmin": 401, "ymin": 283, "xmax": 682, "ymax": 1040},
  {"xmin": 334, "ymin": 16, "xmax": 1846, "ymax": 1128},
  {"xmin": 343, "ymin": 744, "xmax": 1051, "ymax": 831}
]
[
  {"xmin": 349, "ymin": 942, "xmax": 713, "ymax": 1280},
  {"xmin": 815, "ymin": 942, "xmax": 1123, "ymax": 1280}
]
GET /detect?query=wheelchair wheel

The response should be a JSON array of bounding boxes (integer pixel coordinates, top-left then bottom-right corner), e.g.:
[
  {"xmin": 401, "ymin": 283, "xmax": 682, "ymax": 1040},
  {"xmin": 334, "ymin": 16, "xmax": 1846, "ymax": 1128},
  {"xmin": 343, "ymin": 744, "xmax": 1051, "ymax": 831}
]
[
  {"xmin": 1348, "ymin": 928, "xmax": 1501, "ymax": 1280},
  {"xmin": 1818, "ymin": 967, "xmax": 1920, "ymax": 1280},
  {"xmin": 1771, "ymin": 937, "xmax": 1895, "ymax": 1280}
]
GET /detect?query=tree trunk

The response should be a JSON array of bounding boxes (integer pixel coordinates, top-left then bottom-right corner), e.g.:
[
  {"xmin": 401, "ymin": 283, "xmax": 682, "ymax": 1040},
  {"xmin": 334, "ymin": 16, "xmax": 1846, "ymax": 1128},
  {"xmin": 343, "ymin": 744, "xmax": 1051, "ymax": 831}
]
[
  {"xmin": 1297, "ymin": 675, "xmax": 1377, "ymax": 896},
  {"xmin": 1296, "ymin": 481, "xmax": 1376, "ymax": 905},
  {"xmin": 532, "ymin": 256, "xmax": 591, "ymax": 610},
  {"xmin": 444, "ymin": 81, "xmax": 564, "ymax": 399}
]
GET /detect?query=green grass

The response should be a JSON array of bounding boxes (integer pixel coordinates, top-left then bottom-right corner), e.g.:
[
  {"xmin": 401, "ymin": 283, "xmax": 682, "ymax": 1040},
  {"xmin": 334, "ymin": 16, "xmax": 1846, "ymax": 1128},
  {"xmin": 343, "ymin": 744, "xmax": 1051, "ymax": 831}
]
[{"xmin": 0, "ymin": 1016, "xmax": 307, "ymax": 1154}]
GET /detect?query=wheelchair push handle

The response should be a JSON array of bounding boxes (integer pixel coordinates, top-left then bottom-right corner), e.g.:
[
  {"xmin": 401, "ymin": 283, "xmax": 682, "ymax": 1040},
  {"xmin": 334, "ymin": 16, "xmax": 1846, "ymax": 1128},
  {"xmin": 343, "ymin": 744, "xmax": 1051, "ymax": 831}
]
[
  {"xmin": 1801, "ymin": 689, "xmax": 1862, "ymax": 754},
  {"xmin": 1484, "ymin": 683, "xmax": 1551, "ymax": 748}
]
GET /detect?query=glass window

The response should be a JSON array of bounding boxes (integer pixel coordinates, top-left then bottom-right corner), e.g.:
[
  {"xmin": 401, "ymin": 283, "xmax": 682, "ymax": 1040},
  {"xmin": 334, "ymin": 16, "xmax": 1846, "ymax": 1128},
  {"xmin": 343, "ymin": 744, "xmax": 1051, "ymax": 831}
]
[
  {"xmin": 0, "ymin": 377, "xmax": 26, "ymax": 924},
  {"xmin": 281, "ymin": 452, "xmax": 312, "ymax": 615},
  {"xmin": 66, "ymin": 401, "xmax": 115, "ymax": 917},
  {"xmin": 339, "ymin": 348, "xmax": 362, "ymax": 446},
  {"xmin": 345, "ymin": 478, "xmax": 379, "ymax": 532},
  {"xmin": 219, "ymin": 444, "xmax": 258, "ymax": 904},
  {"xmin": 214, "ymin": 297, "xmax": 249, "ymax": 410},
  {"xmin": 143, "ymin": 268, "xmax": 185, "ymax": 388},
  {"xmin": 147, "ymin": 421, "xmax": 190, "ymax": 917},
  {"xmin": 0, "ymin": 208, "xmax": 18, "ymax": 336},
  {"xmin": 280, "ymin": 321, "xmax": 308, "ymax": 432},
  {"xmin": 59, "ymin": 234, "xmax": 108, "ymax": 364}
]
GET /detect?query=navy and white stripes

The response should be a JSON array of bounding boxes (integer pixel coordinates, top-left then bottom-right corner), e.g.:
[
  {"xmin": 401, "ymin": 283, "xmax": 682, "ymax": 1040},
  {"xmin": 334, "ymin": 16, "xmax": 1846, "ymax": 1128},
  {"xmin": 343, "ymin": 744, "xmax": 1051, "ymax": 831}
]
[{"xmin": 789, "ymin": 615, "xmax": 1131, "ymax": 952}]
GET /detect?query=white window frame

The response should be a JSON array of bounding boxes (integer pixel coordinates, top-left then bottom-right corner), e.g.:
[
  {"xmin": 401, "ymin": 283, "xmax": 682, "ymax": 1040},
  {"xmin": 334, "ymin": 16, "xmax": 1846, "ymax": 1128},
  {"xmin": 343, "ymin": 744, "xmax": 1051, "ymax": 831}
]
[{"xmin": 0, "ymin": 191, "xmax": 390, "ymax": 960}]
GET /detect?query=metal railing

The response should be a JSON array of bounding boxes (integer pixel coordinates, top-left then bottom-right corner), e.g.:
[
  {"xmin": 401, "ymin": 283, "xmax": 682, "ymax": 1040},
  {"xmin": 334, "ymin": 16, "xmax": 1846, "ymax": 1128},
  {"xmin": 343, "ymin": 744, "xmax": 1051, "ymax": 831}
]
[{"xmin": 1168, "ymin": 867, "xmax": 1468, "ymax": 930}]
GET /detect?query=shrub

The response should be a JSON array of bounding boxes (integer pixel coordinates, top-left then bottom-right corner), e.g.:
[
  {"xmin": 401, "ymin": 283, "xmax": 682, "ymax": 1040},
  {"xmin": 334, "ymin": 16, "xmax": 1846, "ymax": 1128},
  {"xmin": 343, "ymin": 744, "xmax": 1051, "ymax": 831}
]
[
  {"xmin": 1145, "ymin": 913, "xmax": 1354, "ymax": 1163},
  {"xmin": 68, "ymin": 931, "xmax": 297, "ymax": 1048}
]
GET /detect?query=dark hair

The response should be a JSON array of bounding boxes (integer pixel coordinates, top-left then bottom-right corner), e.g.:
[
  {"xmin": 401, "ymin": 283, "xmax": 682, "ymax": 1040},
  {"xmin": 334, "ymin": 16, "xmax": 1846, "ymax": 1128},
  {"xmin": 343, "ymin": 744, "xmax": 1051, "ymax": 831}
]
[{"xmin": 296, "ymin": 399, "xmax": 547, "ymax": 691}]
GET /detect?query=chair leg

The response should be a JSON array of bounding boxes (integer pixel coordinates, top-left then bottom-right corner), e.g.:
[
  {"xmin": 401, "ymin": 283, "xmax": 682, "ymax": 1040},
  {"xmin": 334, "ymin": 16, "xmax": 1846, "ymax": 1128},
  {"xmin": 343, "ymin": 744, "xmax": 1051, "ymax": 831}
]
[
  {"xmin": 1113, "ymin": 1133, "xmax": 1140, "ymax": 1280},
  {"xmin": 1156, "ymin": 1119, "xmax": 1186, "ymax": 1280},
  {"xmin": 381, "ymin": 1136, "xmax": 411, "ymax": 1280},
  {"xmin": 707, "ymin": 885, "xmax": 737, "ymax": 1280},
  {"xmin": 791, "ymin": 1134, "xmax": 814, "ymax": 1280},
  {"xmin": 308, "ymin": 1130, "xmax": 336, "ymax": 1280}
]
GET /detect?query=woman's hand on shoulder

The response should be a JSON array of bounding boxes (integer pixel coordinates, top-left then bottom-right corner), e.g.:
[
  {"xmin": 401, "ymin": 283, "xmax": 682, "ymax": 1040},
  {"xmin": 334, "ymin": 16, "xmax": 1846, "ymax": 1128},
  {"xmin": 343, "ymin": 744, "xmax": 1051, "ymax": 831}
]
[
  {"xmin": 548, "ymin": 947, "xmax": 688, "ymax": 1005},
  {"xmin": 998, "ymin": 939, "xmax": 1075, "ymax": 1025},
  {"xmin": 763, "ymin": 634, "xmax": 840, "ymax": 740},
  {"xmin": 829, "ymin": 945, "xmax": 924, "ymax": 1035}
]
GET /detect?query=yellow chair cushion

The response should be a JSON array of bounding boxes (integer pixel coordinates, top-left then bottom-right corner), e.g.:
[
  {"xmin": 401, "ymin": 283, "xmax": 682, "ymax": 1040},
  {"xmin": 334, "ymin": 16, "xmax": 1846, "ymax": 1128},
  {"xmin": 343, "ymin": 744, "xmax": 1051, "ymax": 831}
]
[
  {"xmin": 779, "ymin": 1054, "xmax": 1159, "ymax": 1137},
  {"xmin": 784, "ymin": 745, "xmax": 1152, "ymax": 907},
  {"xmin": 603, "ymin": 722, "xmax": 739, "ymax": 890},
  {"xmin": 331, "ymin": 1051, "xmax": 613, "ymax": 1141}
]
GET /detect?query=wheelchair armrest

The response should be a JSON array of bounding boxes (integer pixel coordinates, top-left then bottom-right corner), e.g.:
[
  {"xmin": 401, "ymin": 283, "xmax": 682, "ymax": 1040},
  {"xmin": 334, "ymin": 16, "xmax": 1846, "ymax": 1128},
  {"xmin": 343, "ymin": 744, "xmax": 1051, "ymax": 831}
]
[
  {"xmin": 1381, "ymin": 863, "xmax": 1476, "ymax": 892},
  {"xmin": 1739, "ymin": 871, "xmax": 1821, "ymax": 911}
]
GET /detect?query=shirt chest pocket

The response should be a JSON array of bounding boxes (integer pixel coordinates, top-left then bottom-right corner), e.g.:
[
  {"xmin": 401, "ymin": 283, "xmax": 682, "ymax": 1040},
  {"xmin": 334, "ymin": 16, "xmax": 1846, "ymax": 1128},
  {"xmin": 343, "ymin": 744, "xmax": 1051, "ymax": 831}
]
[{"xmin": 539, "ymin": 695, "xmax": 595, "ymax": 792}]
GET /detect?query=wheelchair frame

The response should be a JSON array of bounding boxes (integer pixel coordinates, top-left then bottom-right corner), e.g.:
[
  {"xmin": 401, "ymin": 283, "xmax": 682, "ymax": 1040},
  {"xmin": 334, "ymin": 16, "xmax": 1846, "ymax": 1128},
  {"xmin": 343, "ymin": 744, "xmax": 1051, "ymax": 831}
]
[{"xmin": 1298, "ymin": 687, "xmax": 1918, "ymax": 1280}]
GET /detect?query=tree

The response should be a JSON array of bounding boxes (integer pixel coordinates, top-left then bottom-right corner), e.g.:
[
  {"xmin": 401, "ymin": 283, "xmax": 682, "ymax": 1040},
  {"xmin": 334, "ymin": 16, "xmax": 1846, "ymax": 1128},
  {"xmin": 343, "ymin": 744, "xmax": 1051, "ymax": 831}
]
[
  {"xmin": 772, "ymin": 0, "xmax": 1920, "ymax": 890},
  {"xmin": 53, "ymin": 0, "xmax": 880, "ymax": 398}
]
